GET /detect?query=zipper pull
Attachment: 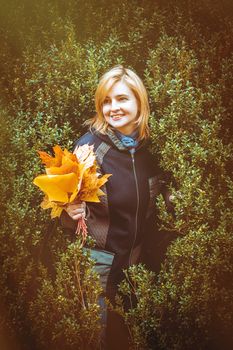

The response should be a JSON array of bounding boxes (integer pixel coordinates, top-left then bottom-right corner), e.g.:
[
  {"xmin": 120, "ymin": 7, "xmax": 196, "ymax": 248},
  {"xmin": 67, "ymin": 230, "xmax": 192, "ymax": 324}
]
[{"xmin": 130, "ymin": 148, "xmax": 135, "ymax": 156}]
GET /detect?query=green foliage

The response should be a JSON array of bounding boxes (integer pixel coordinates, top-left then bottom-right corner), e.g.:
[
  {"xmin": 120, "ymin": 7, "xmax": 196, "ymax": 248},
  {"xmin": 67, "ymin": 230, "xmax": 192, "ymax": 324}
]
[
  {"xmin": 0, "ymin": 0, "xmax": 233, "ymax": 349},
  {"xmin": 118, "ymin": 229, "xmax": 233, "ymax": 350},
  {"xmin": 155, "ymin": 228, "xmax": 233, "ymax": 350},
  {"xmin": 146, "ymin": 31, "xmax": 233, "ymax": 236},
  {"xmin": 29, "ymin": 240, "xmax": 102, "ymax": 349},
  {"xmin": 115, "ymin": 265, "xmax": 160, "ymax": 350}
]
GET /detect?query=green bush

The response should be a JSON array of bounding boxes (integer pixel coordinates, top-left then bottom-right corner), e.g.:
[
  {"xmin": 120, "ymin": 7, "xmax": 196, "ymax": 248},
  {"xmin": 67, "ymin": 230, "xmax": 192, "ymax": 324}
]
[{"xmin": 29, "ymin": 240, "xmax": 102, "ymax": 350}]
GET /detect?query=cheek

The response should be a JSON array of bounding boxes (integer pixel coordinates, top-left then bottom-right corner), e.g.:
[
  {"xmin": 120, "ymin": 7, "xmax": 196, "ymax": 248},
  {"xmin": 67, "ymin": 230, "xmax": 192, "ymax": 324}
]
[
  {"xmin": 102, "ymin": 105, "xmax": 109, "ymax": 117},
  {"xmin": 130, "ymin": 102, "xmax": 139, "ymax": 117}
]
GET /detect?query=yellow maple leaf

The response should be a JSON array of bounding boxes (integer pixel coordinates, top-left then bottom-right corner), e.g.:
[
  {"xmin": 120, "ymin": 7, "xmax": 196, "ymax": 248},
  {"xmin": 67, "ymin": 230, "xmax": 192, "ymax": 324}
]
[
  {"xmin": 38, "ymin": 145, "xmax": 63, "ymax": 167},
  {"xmin": 33, "ymin": 173, "xmax": 79, "ymax": 202},
  {"xmin": 41, "ymin": 196, "xmax": 64, "ymax": 218}
]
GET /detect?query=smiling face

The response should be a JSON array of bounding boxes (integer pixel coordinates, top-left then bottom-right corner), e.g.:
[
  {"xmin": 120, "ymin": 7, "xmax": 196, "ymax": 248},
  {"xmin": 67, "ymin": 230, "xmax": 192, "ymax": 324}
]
[{"xmin": 102, "ymin": 80, "xmax": 139, "ymax": 135}]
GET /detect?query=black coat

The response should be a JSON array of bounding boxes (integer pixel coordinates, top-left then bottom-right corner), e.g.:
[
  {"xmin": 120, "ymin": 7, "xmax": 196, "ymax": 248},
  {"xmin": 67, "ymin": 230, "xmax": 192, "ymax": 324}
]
[{"xmin": 61, "ymin": 128, "xmax": 173, "ymax": 298}]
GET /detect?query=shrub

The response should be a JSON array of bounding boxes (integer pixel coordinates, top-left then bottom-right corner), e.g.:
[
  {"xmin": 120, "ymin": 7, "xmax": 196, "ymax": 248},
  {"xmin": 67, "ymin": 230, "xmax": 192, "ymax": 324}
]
[{"xmin": 29, "ymin": 240, "xmax": 102, "ymax": 350}]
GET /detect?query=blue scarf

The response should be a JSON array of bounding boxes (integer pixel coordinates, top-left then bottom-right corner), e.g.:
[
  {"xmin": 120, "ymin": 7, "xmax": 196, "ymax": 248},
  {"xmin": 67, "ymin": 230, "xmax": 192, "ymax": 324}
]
[{"xmin": 114, "ymin": 130, "xmax": 139, "ymax": 149}]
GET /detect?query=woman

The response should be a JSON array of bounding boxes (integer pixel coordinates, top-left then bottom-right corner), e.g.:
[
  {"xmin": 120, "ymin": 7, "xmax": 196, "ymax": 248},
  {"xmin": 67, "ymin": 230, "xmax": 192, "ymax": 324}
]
[{"xmin": 61, "ymin": 65, "xmax": 173, "ymax": 349}]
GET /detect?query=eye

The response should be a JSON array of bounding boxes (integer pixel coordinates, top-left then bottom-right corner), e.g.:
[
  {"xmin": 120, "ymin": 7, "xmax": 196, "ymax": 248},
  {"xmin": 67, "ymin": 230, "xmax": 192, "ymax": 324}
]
[
  {"xmin": 103, "ymin": 97, "xmax": 110, "ymax": 105},
  {"xmin": 119, "ymin": 96, "xmax": 128, "ymax": 101}
]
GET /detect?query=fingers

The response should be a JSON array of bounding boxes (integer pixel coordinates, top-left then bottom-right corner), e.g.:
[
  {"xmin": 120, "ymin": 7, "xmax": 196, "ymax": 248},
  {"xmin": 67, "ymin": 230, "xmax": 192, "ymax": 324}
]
[{"xmin": 65, "ymin": 202, "xmax": 86, "ymax": 221}]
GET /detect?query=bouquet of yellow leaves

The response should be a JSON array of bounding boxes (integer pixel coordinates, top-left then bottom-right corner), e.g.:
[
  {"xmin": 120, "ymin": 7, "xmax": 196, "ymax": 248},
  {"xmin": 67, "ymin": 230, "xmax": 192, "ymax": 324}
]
[{"xmin": 33, "ymin": 144, "xmax": 111, "ymax": 242}]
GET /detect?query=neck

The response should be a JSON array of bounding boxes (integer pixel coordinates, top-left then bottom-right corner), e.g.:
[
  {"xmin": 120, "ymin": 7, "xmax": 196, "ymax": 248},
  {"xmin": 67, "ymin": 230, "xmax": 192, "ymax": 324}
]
[{"xmin": 115, "ymin": 128, "xmax": 139, "ymax": 139}]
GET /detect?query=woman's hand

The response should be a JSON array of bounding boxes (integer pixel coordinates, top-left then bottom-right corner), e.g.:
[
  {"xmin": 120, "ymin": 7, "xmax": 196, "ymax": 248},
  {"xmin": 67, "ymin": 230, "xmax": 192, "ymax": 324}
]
[{"xmin": 64, "ymin": 202, "xmax": 86, "ymax": 221}]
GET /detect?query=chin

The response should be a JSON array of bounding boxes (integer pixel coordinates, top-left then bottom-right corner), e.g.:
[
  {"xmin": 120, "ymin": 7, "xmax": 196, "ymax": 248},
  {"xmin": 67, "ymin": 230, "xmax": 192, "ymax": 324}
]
[{"xmin": 110, "ymin": 122, "xmax": 126, "ymax": 128}]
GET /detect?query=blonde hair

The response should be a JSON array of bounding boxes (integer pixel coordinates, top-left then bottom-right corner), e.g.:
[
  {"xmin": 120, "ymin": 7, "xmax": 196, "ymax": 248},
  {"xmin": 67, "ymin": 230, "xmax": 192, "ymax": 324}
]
[{"xmin": 86, "ymin": 65, "xmax": 150, "ymax": 140}]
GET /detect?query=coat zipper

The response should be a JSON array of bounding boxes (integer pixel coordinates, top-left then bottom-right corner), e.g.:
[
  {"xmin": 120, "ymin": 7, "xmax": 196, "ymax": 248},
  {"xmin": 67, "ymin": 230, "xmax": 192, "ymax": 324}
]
[{"xmin": 128, "ymin": 148, "xmax": 140, "ymax": 266}]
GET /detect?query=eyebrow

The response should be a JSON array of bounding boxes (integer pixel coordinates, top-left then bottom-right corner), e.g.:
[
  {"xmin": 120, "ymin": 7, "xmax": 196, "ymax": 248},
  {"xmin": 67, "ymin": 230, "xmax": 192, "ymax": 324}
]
[{"xmin": 105, "ymin": 93, "xmax": 129, "ymax": 98}]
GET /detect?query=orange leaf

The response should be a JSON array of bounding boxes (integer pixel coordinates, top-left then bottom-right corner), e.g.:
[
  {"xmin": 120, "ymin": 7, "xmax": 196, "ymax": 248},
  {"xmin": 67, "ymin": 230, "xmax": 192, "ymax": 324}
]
[{"xmin": 37, "ymin": 145, "xmax": 63, "ymax": 167}]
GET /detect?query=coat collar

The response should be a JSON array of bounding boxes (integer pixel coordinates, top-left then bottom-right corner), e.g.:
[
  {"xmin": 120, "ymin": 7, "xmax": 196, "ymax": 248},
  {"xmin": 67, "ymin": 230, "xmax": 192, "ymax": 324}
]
[{"xmin": 92, "ymin": 127, "xmax": 149, "ymax": 152}]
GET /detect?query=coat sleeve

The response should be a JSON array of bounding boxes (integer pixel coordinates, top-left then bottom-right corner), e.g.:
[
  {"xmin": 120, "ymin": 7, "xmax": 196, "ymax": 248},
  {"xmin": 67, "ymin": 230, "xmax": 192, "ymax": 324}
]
[{"xmin": 60, "ymin": 209, "xmax": 77, "ymax": 232}]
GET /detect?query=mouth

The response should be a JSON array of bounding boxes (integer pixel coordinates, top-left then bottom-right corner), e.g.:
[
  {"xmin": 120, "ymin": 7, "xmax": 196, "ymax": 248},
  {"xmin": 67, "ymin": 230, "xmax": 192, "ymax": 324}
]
[{"xmin": 110, "ymin": 115, "xmax": 124, "ymax": 121}]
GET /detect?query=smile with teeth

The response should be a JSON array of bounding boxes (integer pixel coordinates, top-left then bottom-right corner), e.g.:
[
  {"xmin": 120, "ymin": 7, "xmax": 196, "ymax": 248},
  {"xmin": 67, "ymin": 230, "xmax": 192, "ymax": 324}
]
[{"xmin": 110, "ymin": 115, "xmax": 124, "ymax": 121}]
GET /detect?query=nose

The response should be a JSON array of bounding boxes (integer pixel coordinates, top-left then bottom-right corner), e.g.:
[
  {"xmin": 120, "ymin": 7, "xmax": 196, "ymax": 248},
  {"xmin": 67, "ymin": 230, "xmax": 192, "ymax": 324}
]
[{"xmin": 111, "ymin": 99, "xmax": 120, "ymax": 112}]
